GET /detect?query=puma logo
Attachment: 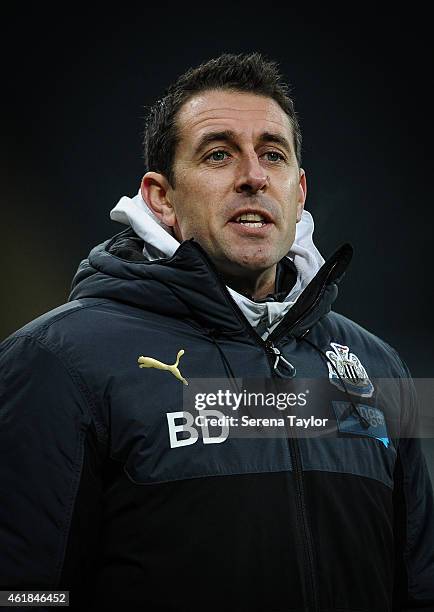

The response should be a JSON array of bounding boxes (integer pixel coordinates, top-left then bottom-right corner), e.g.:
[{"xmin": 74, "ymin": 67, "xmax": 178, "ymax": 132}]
[{"xmin": 138, "ymin": 349, "xmax": 188, "ymax": 386}]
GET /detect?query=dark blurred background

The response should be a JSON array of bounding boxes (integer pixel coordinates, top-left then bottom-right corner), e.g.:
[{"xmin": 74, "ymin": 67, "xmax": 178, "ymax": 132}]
[{"xmin": 2, "ymin": 7, "xmax": 433, "ymax": 476}]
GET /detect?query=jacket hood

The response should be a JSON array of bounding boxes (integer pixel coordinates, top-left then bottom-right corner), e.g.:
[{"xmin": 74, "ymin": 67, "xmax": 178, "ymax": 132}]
[
  {"xmin": 110, "ymin": 190, "xmax": 326, "ymax": 303},
  {"xmin": 107, "ymin": 190, "xmax": 328, "ymax": 337},
  {"xmin": 69, "ymin": 225, "xmax": 353, "ymax": 339}
]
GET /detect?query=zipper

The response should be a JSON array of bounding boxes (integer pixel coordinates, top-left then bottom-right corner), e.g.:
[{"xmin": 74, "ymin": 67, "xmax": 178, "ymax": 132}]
[
  {"xmin": 288, "ymin": 423, "xmax": 320, "ymax": 612},
  {"xmin": 185, "ymin": 240, "xmax": 340, "ymax": 352},
  {"xmin": 187, "ymin": 244, "xmax": 335, "ymax": 352},
  {"xmin": 186, "ymin": 243, "xmax": 327, "ymax": 611},
  {"xmin": 266, "ymin": 259, "xmax": 339, "ymax": 344},
  {"xmin": 183, "ymin": 241, "xmax": 342, "ymax": 612},
  {"xmin": 264, "ymin": 339, "xmax": 320, "ymax": 612}
]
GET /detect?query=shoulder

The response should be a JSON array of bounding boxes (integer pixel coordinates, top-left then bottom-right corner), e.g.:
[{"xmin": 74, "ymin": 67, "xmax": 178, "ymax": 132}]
[
  {"xmin": 0, "ymin": 299, "xmax": 123, "ymax": 441},
  {"xmin": 0, "ymin": 297, "xmax": 132, "ymax": 387},
  {"xmin": 1, "ymin": 297, "xmax": 136, "ymax": 349},
  {"xmin": 3, "ymin": 297, "xmax": 106, "ymax": 336}
]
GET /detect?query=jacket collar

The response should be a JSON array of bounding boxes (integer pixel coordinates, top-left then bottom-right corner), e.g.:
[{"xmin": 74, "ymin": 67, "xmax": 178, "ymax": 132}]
[{"xmin": 69, "ymin": 227, "xmax": 352, "ymax": 340}]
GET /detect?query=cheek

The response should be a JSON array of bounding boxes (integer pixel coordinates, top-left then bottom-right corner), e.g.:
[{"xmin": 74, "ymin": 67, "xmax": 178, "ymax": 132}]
[
  {"xmin": 172, "ymin": 167, "xmax": 230, "ymax": 235},
  {"xmin": 173, "ymin": 192, "xmax": 216, "ymax": 239},
  {"xmin": 282, "ymin": 177, "xmax": 301, "ymax": 215}
]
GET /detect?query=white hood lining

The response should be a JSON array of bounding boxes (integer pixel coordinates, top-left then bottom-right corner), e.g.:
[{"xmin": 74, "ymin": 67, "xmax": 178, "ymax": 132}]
[{"xmin": 110, "ymin": 190, "xmax": 324, "ymax": 339}]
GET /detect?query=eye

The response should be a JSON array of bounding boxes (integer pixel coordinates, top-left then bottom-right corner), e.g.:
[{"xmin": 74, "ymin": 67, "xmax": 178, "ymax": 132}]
[
  {"xmin": 263, "ymin": 151, "xmax": 285, "ymax": 162},
  {"xmin": 206, "ymin": 150, "xmax": 230, "ymax": 162}
]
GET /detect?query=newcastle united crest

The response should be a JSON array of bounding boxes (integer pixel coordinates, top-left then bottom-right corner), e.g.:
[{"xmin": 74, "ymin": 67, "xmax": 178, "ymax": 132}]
[{"xmin": 326, "ymin": 342, "xmax": 374, "ymax": 398}]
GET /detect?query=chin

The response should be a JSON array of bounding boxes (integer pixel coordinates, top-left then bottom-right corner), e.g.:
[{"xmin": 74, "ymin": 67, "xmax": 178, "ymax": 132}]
[
  {"xmin": 211, "ymin": 242, "xmax": 281, "ymax": 275},
  {"xmin": 232, "ymin": 252, "xmax": 278, "ymax": 272}
]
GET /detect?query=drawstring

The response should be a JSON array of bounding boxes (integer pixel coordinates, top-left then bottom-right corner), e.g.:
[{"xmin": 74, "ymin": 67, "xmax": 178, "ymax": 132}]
[
  {"xmin": 205, "ymin": 328, "xmax": 241, "ymax": 396},
  {"xmin": 205, "ymin": 328, "xmax": 262, "ymax": 423},
  {"xmin": 205, "ymin": 326, "xmax": 371, "ymax": 430},
  {"xmin": 297, "ymin": 333, "xmax": 371, "ymax": 429}
]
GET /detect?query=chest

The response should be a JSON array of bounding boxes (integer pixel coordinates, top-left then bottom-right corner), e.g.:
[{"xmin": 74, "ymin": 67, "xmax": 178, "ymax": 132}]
[{"xmin": 95, "ymin": 326, "xmax": 400, "ymax": 490}]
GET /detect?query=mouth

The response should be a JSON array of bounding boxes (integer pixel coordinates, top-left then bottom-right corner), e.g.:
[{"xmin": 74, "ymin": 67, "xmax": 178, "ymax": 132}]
[{"xmin": 228, "ymin": 209, "xmax": 274, "ymax": 229}]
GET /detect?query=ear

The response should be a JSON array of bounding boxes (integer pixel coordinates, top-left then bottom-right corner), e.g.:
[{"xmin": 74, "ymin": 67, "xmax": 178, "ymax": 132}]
[
  {"xmin": 296, "ymin": 168, "xmax": 307, "ymax": 222},
  {"xmin": 140, "ymin": 172, "xmax": 176, "ymax": 227}
]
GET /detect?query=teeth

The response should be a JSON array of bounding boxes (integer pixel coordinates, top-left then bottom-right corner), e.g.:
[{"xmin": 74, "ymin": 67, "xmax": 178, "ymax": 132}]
[{"xmin": 235, "ymin": 213, "xmax": 266, "ymax": 223}]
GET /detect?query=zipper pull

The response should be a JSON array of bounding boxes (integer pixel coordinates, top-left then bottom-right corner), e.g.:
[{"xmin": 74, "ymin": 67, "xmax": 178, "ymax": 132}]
[{"xmin": 266, "ymin": 341, "xmax": 296, "ymax": 378}]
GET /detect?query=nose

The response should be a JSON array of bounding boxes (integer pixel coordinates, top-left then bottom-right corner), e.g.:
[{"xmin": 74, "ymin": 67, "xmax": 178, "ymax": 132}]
[{"xmin": 234, "ymin": 153, "xmax": 269, "ymax": 194}]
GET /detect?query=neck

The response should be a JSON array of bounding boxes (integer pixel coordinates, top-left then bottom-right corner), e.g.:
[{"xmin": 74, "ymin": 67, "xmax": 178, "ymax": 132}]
[{"xmin": 219, "ymin": 265, "xmax": 277, "ymax": 301}]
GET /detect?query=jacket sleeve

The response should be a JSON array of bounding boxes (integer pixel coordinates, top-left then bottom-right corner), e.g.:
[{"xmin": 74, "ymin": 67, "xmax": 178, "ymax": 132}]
[
  {"xmin": 392, "ymin": 363, "xmax": 434, "ymax": 611},
  {"xmin": 0, "ymin": 334, "xmax": 103, "ymax": 606}
]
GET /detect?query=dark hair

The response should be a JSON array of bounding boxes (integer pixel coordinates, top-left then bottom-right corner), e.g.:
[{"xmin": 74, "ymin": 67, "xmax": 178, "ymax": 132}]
[{"xmin": 143, "ymin": 52, "xmax": 302, "ymax": 186}]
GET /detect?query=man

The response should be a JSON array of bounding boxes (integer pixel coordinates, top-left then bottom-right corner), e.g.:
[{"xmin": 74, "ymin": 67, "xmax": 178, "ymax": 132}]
[{"xmin": 0, "ymin": 53, "xmax": 433, "ymax": 611}]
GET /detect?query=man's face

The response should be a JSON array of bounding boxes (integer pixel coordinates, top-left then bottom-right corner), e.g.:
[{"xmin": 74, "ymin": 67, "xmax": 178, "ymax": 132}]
[{"xmin": 146, "ymin": 89, "xmax": 306, "ymax": 277}]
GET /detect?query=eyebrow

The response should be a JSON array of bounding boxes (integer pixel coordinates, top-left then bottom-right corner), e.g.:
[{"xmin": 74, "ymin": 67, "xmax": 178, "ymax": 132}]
[
  {"xmin": 193, "ymin": 130, "xmax": 292, "ymax": 156},
  {"xmin": 194, "ymin": 130, "xmax": 238, "ymax": 155},
  {"xmin": 259, "ymin": 131, "xmax": 292, "ymax": 154}
]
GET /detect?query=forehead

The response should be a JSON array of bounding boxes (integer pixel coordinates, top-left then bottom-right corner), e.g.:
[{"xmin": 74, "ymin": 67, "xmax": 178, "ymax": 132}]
[{"xmin": 176, "ymin": 89, "xmax": 292, "ymax": 147}]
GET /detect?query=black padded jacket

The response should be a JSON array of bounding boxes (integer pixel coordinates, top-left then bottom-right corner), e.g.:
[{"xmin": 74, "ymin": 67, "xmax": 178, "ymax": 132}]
[{"xmin": 0, "ymin": 227, "xmax": 433, "ymax": 611}]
